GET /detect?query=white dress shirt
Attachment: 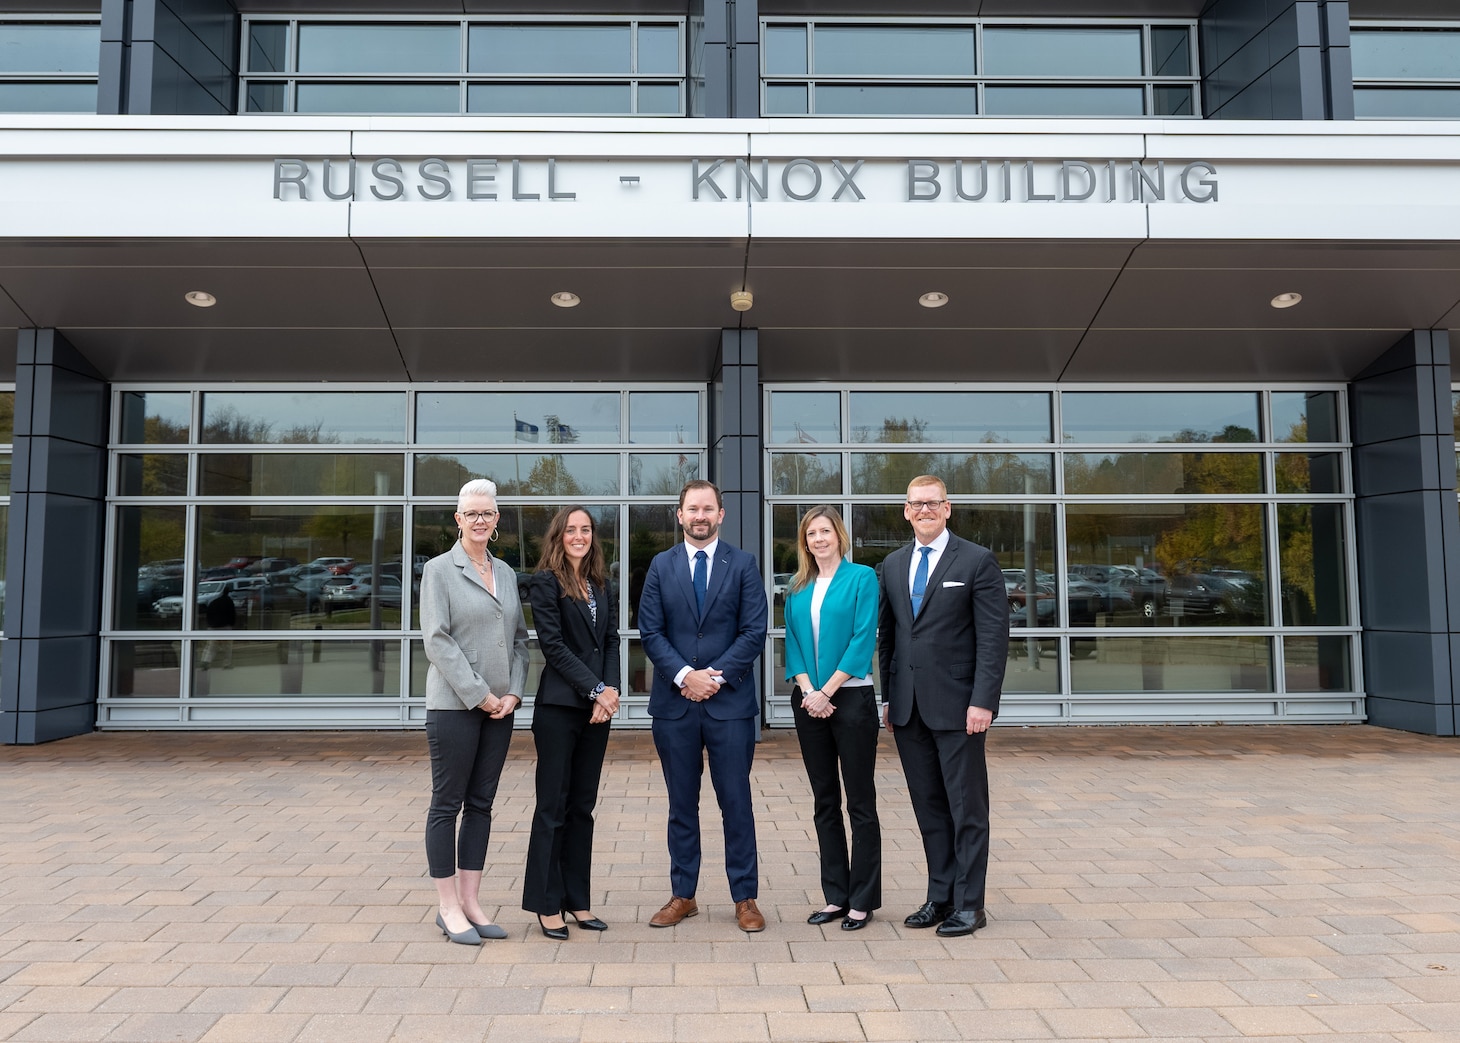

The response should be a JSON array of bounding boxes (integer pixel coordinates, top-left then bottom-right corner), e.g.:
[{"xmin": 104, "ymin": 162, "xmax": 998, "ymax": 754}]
[
  {"xmin": 674, "ymin": 538, "xmax": 720, "ymax": 689},
  {"xmin": 907, "ymin": 528, "xmax": 951, "ymax": 592}
]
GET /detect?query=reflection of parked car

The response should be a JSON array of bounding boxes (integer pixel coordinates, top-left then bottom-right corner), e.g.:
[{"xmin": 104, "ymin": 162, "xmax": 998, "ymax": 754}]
[
  {"xmin": 771, "ymin": 573, "xmax": 792, "ymax": 604},
  {"xmin": 321, "ymin": 574, "xmax": 402, "ymax": 609},
  {"xmin": 1165, "ymin": 572, "xmax": 1263, "ymax": 621},
  {"xmin": 309, "ymin": 556, "xmax": 356, "ymax": 575},
  {"xmin": 247, "ymin": 556, "xmax": 299, "ymax": 574}
]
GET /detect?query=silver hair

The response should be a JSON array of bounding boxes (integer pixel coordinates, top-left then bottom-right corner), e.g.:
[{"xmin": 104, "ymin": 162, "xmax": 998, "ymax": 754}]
[{"xmin": 457, "ymin": 478, "xmax": 499, "ymax": 512}]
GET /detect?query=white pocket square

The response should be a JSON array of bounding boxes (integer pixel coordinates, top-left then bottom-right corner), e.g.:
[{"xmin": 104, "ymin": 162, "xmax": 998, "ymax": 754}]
[{"xmin": 941, "ymin": 580, "xmax": 965, "ymax": 588}]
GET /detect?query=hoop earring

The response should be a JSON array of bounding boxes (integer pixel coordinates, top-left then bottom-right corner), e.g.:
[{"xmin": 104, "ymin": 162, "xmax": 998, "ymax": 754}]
[
  {"xmin": 456, "ymin": 527, "xmax": 463, "ymax": 541},
  {"xmin": 489, "ymin": 530, "xmax": 500, "ymax": 543}
]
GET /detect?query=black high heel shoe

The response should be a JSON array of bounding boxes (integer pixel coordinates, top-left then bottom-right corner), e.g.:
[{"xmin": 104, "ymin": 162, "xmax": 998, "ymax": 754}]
[
  {"xmin": 537, "ymin": 914, "xmax": 569, "ymax": 940},
  {"xmin": 564, "ymin": 909, "xmax": 608, "ymax": 931}
]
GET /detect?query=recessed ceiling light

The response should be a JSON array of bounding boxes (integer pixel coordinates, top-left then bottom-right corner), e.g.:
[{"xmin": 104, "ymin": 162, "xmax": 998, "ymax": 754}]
[
  {"xmin": 550, "ymin": 291, "xmax": 581, "ymax": 308},
  {"xmin": 184, "ymin": 291, "xmax": 217, "ymax": 308},
  {"xmin": 919, "ymin": 291, "xmax": 949, "ymax": 309},
  {"xmin": 1270, "ymin": 292, "xmax": 1303, "ymax": 309}
]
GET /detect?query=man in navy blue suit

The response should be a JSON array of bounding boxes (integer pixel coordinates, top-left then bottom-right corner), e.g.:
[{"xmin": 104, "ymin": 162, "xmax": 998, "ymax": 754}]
[{"xmin": 638, "ymin": 479, "xmax": 770, "ymax": 932}]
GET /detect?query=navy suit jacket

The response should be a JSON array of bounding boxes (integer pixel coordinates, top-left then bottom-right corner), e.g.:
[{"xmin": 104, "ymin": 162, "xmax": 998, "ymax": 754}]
[{"xmin": 638, "ymin": 539, "xmax": 769, "ymax": 721}]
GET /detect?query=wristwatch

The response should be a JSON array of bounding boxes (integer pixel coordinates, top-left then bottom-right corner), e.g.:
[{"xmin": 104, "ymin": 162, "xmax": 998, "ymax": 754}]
[{"xmin": 589, "ymin": 682, "xmax": 606, "ymax": 702}]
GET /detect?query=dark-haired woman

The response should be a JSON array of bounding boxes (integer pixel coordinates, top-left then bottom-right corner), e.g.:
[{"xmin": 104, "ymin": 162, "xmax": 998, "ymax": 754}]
[
  {"xmin": 522, "ymin": 506, "xmax": 620, "ymax": 939},
  {"xmin": 783, "ymin": 505, "xmax": 882, "ymax": 930}
]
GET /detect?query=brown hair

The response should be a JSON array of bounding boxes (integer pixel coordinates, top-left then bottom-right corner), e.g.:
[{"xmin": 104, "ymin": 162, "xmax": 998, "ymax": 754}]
[
  {"xmin": 535, "ymin": 506, "xmax": 607, "ymax": 600},
  {"xmin": 678, "ymin": 479, "xmax": 723, "ymax": 510},
  {"xmin": 790, "ymin": 505, "xmax": 851, "ymax": 594}
]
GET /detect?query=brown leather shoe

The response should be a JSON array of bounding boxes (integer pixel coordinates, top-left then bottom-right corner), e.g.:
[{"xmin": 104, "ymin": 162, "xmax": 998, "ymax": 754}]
[
  {"xmin": 649, "ymin": 896, "xmax": 698, "ymax": 928},
  {"xmin": 735, "ymin": 899, "xmax": 766, "ymax": 933}
]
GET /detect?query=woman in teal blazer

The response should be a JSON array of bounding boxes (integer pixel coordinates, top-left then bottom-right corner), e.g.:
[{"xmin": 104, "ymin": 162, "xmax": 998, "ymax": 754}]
[{"xmin": 783, "ymin": 505, "xmax": 882, "ymax": 930}]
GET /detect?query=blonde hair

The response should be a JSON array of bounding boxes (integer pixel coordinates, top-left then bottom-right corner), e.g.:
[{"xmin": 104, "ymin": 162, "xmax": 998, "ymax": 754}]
[
  {"xmin": 906, "ymin": 474, "xmax": 948, "ymax": 499},
  {"xmin": 790, "ymin": 505, "xmax": 850, "ymax": 594}
]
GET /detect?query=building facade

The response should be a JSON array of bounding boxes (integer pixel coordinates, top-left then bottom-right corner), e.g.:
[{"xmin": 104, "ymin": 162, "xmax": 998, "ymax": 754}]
[{"xmin": 2, "ymin": 0, "xmax": 1459, "ymax": 743}]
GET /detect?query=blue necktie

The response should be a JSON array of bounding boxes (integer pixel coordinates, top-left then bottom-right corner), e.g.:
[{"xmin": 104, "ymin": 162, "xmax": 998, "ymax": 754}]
[
  {"xmin": 693, "ymin": 549, "xmax": 708, "ymax": 615},
  {"xmin": 911, "ymin": 546, "xmax": 932, "ymax": 618}
]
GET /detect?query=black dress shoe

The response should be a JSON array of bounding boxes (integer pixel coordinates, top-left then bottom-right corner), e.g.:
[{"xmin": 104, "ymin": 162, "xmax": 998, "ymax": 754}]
[
  {"xmin": 935, "ymin": 909, "xmax": 988, "ymax": 937},
  {"xmin": 840, "ymin": 910, "xmax": 873, "ymax": 931},
  {"xmin": 903, "ymin": 901, "xmax": 954, "ymax": 929},
  {"xmin": 537, "ymin": 915, "xmax": 569, "ymax": 941},
  {"xmin": 807, "ymin": 906, "xmax": 848, "ymax": 926},
  {"xmin": 564, "ymin": 910, "xmax": 608, "ymax": 932}
]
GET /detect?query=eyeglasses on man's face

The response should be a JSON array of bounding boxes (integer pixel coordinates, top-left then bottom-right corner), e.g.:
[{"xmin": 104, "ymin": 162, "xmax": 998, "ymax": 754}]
[
  {"xmin": 906, "ymin": 499, "xmax": 947, "ymax": 512},
  {"xmin": 459, "ymin": 509, "xmax": 499, "ymax": 523}
]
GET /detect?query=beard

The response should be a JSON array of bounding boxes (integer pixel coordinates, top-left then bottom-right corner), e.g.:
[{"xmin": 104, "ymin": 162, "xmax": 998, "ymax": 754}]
[{"xmin": 685, "ymin": 518, "xmax": 720, "ymax": 541}]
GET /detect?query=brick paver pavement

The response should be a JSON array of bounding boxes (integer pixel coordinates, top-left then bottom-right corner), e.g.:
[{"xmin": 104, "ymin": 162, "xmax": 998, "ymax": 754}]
[{"xmin": 0, "ymin": 725, "xmax": 1456, "ymax": 1042}]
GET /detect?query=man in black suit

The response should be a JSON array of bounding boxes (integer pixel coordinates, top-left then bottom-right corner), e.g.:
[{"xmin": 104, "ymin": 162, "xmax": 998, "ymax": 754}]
[{"xmin": 878, "ymin": 475, "xmax": 1008, "ymax": 937}]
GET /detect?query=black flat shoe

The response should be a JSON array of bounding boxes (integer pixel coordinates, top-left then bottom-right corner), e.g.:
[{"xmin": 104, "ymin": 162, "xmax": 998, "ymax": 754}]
[
  {"xmin": 903, "ymin": 901, "xmax": 954, "ymax": 929},
  {"xmin": 841, "ymin": 910, "xmax": 873, "ymax": 931},
  {"xmin": 537, "ymin": 915, "xmax": 569, "ymax": 941},
  {"xmin": 807, "ymin": 906, "xmax": 849, "ymax": 926},
  {"xmin": 564, "ymin": 910, "xmax": 608, "ymax": 931},
  {"xmin": 935, "ymin": 908, "xmax": 988, "ymax": 937}
]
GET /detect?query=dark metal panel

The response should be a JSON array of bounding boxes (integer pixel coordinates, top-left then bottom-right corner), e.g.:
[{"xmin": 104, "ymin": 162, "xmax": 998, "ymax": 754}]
[
  {"xmin": 0, "ymin": 238, "xmax": 368, "ymax": 268},
  {"xmin": 397, "ymin": 327, "xmax": 720, "ymax": 380},
  {"xmin": 63, "ymin": 327, "xmax": 406, "ymax": 380},
  {"xmin": 749, "ymin": 238, "xmax": 1135, "ymax": 270},
  {"xmin": 357, "ymin": 238, "xmax": 747, "ymax": 270},
  {"xmin": 1064, "ymin": 328, "xmax": 1403, "ymax": 380},
  {"xmin": 758, "ymin": 328, "xmax": 1081, "ymax": 381}
]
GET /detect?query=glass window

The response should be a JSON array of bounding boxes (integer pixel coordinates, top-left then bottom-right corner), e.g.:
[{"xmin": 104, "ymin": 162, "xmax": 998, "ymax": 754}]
[
  {"xmin": 1275, "ymin": 453, "xmax": 1343, "ymax": 495},
  {"xmin": 984, "ymin": 85, "xmax": 1145, "ymax": 117},
  {"xmin": 119, "ymin": 392, "xmax": 190, "ymax": 444},
  {"xmin": 637, "ymin": 83, "xmax": 680, "ymax": 114},
  {"xmin": 765, "ymin": 25, "xmax": 807, "ymax": 75},
  {"xmin": 1153, "ymin": 85, "xmax": 1194, "ymax": 116},
  {"xmin": 771, "ymin": 454, "xmax": 842, "ymax": 497},
  {"xmin": 1284, "ymin": 636, "xmax": 1352, "ymax": 693},
  {"xmin": 297, "ymin": 82, "xmax": 460, "ymax": 114},
  {"xmin": 1061, "ymin": 392, "xmax": 1259, "ymax": 444},
  {"xmin": 626, "ymin": 503, "xmax": 681, "ymax": 630},
  {"xmin": 1278, "ymin": 504, "xmax": 1349, "ymax": 626},
  {"xmin": 816, "ymin": 84, "xmax": 977, "ymax": 116},
  {"xmin": 468, "ymin": 82, "xmax": 631, "ymax": 114},
  {"xmin": 417, "ymin": 391, "xmax": 620, "ymax": 445},
  {"xmin": 1070, "ymin": 636, "xmax": 1272, "ymax": 694},
  {"xmin": 1272, "ymin": 391, "xmax": 1341, "ymax": 442},
  {"xmin": 814, "ymin": 26, "xmax": 974, "ymax": 76},
  {"xmin": 191, "ymin": 639, "xmax": 402, "ymax": 698},
  {"xmin": 414, "ymin": 453, "xmax": 618, "ymax": 498},
  {"xmin": 0, "ymin": 459, "xmax": 10, "ymax": 496},
  {"xmin": 470, "ymin": 24, "xmax": 631, "ymax": 74},
  {"xmin": 638, "ymin": 24, "xmax": 681, "ymax": 74},
  {"xmin": 0, "ymin": 390, "xmax": 14, "ymax": 444},
  {"xmin": 983, "ymin": 27, "xmax": 1142, "ymax": 76},
  {"xmin": 851, "ymin": 391, "xmax": 1052, "ymax": 443},
  {"xmin": 114, "ymin": 506, "xmax": 188, "ymax": 631},
  {"xmin": 201, "ymin": 392, "xmax": 406, "ymax": 445},
  {"xmin": 0, "ymin": 23, "xmax": 99, "ymax": 73},
  {"xmin": 247, "ymin": 22, "xmax": 288, "ymax": 74},
  {"xmin": 1352, "ymin": 28, "xmax": 1460, "ymax": 79},
  {"xmin": 0, "ymin": 81, "xmax": 95, "ymax": 112},
  {"xmin": 851, "ymin": 503, "xmax": 1056, "ymax": 576},
  {"xmin": 198, "ymin": 454, "xmax": 405, "ymax": 498},
  {"xmin": 1150, "ymin": 26, "xmax": 1192, "ymax": 76},
  {"xmin": 246, "ymin": 82, "xmax": 286, "ymax": 113},
  {"xmin": 629, "ymin": 454, "xmax": 699, "ymax": 496},
  {"xmin": 770, "ymin": 392, "xmax": 840, "ymax": 444},
  {"xmin": 109, "ymin": 640, "xmax": 182, "ymax": 698},
  {"xmin": 850, "ymin": 452, "xmax": 1053, "ymax": 496},
  {"xmin": 766, "ymin": 84, "xmax": 808, "ymax": 114},
  {"xmin": 630, "ymin": 392, "xmax": 700, "ymax": 443},
  {"xmin": 1063, "ymin": 453, "xmax": 1263, "ymax": 495},
  {"xmin": 1356, "ymin": 87, "xmax": 1460, "ymax": 119},
  {"xmin": 117, "ymin": 455, "xmax": 189, "ymax": 497},
  {"xmin": 297, "ymin": 23, "xmax": 461, "ymax": 74}
]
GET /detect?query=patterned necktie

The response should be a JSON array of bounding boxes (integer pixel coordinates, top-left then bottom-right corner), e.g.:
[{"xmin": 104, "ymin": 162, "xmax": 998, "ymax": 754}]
[
  {"xmin": 693, "ymin": 549, "xmax": 708, "ymax": 614},
  {"xmin": 911, "ymin": 545, "xmax": 932, "ymax": 618}
]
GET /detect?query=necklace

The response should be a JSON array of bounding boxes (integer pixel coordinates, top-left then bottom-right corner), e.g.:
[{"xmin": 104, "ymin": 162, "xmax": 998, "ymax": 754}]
[{"xmin": 465, "ymin": 552, "xmax": 489, "ymax": 570}]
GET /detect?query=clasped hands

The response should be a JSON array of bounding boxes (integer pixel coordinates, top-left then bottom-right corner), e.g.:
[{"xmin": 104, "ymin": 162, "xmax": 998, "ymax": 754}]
[
  {"xmin": 477, "ymin": 693, "xmax": 521, "ymax": 719},
  {"xmin": 680, "ymin": 668, "xmax": 723, "ymax": 702},
  {"xmin": 590, "ymin": 685, "xmax": 620, "ymax": 724},
  {"xmin": 802, "ymin": 689, "xmax": 835, "ymax": 719}
]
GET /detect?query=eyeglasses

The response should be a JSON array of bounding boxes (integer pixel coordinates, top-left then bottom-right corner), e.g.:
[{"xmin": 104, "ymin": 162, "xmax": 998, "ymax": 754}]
[
  {"xmin": 459, "ymin": 510, "xmax": 499, "ymax": 523},
  {"xmin": 906, "ymin": 499, "xmax": 947, "ymax": 511}
]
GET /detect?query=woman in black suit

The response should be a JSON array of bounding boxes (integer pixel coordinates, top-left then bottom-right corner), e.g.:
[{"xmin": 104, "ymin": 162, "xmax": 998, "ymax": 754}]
[{"xmin": 522, "ymin": 506, "xmax": 620, "ymax": 939}]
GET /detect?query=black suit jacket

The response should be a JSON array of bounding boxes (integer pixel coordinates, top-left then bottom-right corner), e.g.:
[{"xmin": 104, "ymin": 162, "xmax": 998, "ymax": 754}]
[
  {"xmin": 530, "ymin": 571, "xmax": 620, "ymax": 708},
  {"xmin": 878, "ymin": 532, "xmax": 1009, "ymax": 730}
]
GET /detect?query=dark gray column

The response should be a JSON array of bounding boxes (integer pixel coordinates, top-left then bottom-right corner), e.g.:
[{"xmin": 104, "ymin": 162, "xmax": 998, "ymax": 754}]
[
  {"xmin": 1, "ymin": 331, "xmax": 109, "ymax": 745},
  {"xmin": 1350, "ymin": 330, "xmax": 1459, "ymax": 737},
  {"xmin": 99, "ymin": 0, "xmax": 239, "ymax": 115},
  {"xmin": 699, "ymin": 0, "xmax": 759, "ymax": 118},
  {"xmin": 710, "ymin": 328, "xmax": 762, "ymax": 563},
  {"xmin": 1201, "ymin": 0, "xmax": 1354, "ymax": 119}
]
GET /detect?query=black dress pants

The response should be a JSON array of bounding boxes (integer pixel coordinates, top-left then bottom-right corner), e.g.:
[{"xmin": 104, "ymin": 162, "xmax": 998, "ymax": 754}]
[
  {"xmin": 522, "ymin": 702, "xmax": 611, "ymax": 915},
  {"xmin": 424, "ymin": 707, "xmax": 515, "ymax": 879},
  {"xmin": 791, "ymin": 685, "xmax": 882, "ymax": 912}
]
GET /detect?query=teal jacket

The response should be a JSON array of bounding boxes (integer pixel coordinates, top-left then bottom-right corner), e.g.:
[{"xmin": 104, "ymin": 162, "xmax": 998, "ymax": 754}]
[{"xmin": 783, "ymin": 561, "xmax": 879, "ymax": 691}]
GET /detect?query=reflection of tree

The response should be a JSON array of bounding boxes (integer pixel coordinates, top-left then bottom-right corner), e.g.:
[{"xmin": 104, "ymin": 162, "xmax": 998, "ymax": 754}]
[
  {"xmin": 202, "ymin": 406, "xmax": 336, "ymax": 445},
  {"xmin": 631, "ymin": 455, "xmax": 698, "ymax": 495},
  {"xmin": 1154, "ymin": 503, "xmax": 1264, "ymax": 576},
  {"xmin": 521, "ymin": 455, "xmax": 582, "ymax": 497},
  {"xmin": 771, "ymin": 454, "xmax": 838, "ymax": 496}
]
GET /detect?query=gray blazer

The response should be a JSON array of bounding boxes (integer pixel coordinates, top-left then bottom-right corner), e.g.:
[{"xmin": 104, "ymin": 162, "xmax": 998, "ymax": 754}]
[{"xmin": 420, "ymin": 542, "xmax": 530, "ymax": 711}]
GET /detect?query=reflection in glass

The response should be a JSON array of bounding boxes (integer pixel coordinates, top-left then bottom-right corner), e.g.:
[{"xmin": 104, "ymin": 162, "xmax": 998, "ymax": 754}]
[
  {"xmin": 248, "ymin": 22, "xmax": 287, "ymax": 73},
  {"xmin": 114, "ymin": 505, "xmax": 187, "ymax": 631},
  {"xmin": 297, "ymin": 82, "xmax": 460, "ymax": 114},
  {"xmin": 625, "ymin": 639, "xmax": 655, "ymax": 699},
  {"xmin": 637, "ymin": 84, "xmax": 680, "ymax": 114},
  {"xmin": 770, "ymin": 503, "xmax": 825, "ymax": 629},
  {"xmin": 190, "ymin": 639, "xmax": 401, "ymax": 697},
  {"xmin": 0, "ymin": 460, "xmax": 9, "ymax": 496},
  {"xmin": 1275, "ymin": 453, "xmax": 1343, "ymax": 495},
  {"xmin": 418, "ymin": 391, "xmax": 620, "ymax": 444},
  {"xmin": 1278, "ymin": 503, "xmax": 1348, "ymax": 626},
  {"xmin": 816, "ymin": 84, "xmax": 976, "ymax": 116},
  {"xmin": 629, "ymin": 392, "xmax": 700, "ymax": 443},
  {"xmin": 202, "ymin": 392, "xmax": 406, "ymax": 445},
  {"xmin": 851, "ymin": 392, "xmax": 1051, "ymax": 443},
  {"xmin": 771, "ymin": 454, "xmax": 842, "ymax": 497},
  {"xmin": 1065, "ymin": 503, "xmax": 1269, "ymax": 627},
  {"xmin": 851, "ymin": 453, "xmax": 1053, "ymax": 496},
  {"xmin": 200, "ymin": 454, "xmax": 404, "ymax": 497},
  {"xmin": 1064, "ymin": 453, "xmax": 1262, "ymax": 496},
  {"xmin": 0, "ymin": 82, "xmax": 96, "ymax": 112},
  {"xmin": 638, "ymin": 25, "xmax": 681, "ymax": 74},
  {"xmin": 1284, "ymin": 635, "xmax": 1352, "ymax": 692},
  {"xmin": 627, "ymin": 504, "xmax": 680, "ymax": 630},
  {"xmin": 1272, "ymin": 391, "xmax": 1340, "ymax": 442},
  {"xmin": 1352, "ymin": 29, "xmax": 1460, "ymax": 79},
  {"xmin": 1356, "ymin": 87, "xmax": 1460, "ymax": 119},
  {"xmin": 1003, "ymin": 638, "xmax": 1060, "ymax": 696},
  {"xmin": 0, "ymin": 505, "xmax": 6, "ymax": 625},
  {"xmin": 110, "ymin": 640, "xmax": 181, "ymax": 698},
  {"xmin": 629, "ymin": 454, "xmax": 699, "ymax": 496},
  {"xmin": 1070, "ymin": 636, "xmax": 1272, "ymax": 693},
  {"xmin": 764, "ymin": 25, "xmax": 807, "ymax": 75},
  {"xmin": 766, "ymin": 84, "xmax": 808, "ymax": 114},
  {"xmin": 469, "ymin": 82, "xmax": 632, "ymax": 114},
  {"xmin": 984, "ymin": 85, "xmax": 1145, "ymax": 117},
  {"xmin": 983, "ymin": 27, "xmax": 1141, "ymax": 76},
  {"xmin": 470, "ymin": 24, "xmax": 630, "ymax": 74},
  {"xmin": 769, "ymin": 391, "xmax": 840, "ymax": 443},
  {"xmin": 298, "ymin": 23, "xmax": 460, "ymax": 73},
  {"xmin": 1150, "ymin": 27, "xmax": 1192, "ymax": 76},
  {"xmin": 414, "ymin": 453, "xmax": 618, "ymax": 497},
  {"xmin": 814, "ymin": 26, "xmax": 974, "ymax": 76},
  {"xmin": 0, "ymin": 390, "xmax": 13, "ymax": 443},
  {"xmin": 117, "ymin": 454, "xmax": 188, "ymax": 497},
  {"xmin": 118, "ymin": 391, "xmax": 190, "ymax": 444},
  {"xmin": 246, "ymin": 82, "xmax": 286, "ymax": 112},
  {"xmin": 1062, "ymin": 392, "xmax": 1259, "ymax": 444},
  {"xmin": 0, "ymin": 23, "xmax": 100, "ymax": 72},
  {"xmin": 1153, "ymin": 85, "xmax": 1194, "ymax": 116}
]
